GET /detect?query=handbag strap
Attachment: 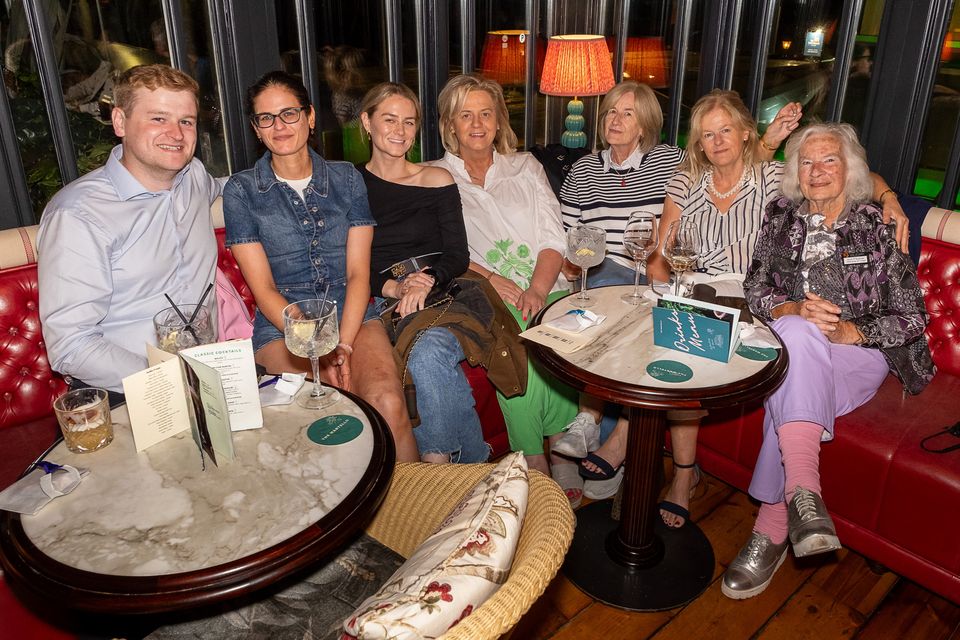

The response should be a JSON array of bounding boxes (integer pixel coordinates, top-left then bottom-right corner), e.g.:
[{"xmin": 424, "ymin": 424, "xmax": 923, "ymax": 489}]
[
  {"xmin": 920, "ymin": 421, "xmax": 960, "ymax": 454},
  {"xmin": 398, "ymin": 294, "xmax": 455, "ymax": 388}
]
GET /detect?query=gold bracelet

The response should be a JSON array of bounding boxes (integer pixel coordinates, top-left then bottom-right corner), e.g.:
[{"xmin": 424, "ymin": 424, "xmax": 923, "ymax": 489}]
[
  {"xmin": 758, "ymin": 137, "xmax": 777, "ymax": 152},
  {"xmin": 879, "ymin": 188, "xmax": 896, "ymax": 205}
]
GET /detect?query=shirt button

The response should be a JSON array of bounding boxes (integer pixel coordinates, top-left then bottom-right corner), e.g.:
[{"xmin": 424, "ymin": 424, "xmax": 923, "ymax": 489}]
[
  {"xmin": 312, "ymin": 240, "xmax": 318, "ymax": 246},
  {"xmin": 501, "ymin": 350, "xmax": 508, "ymax": 357},
  {"xmin": 302, "ymin": 219, "xmax": 309, "ymax": 225},
  {"xmin": 314, "ymin": 259, "xmax": 321, "ymax": 265},
  {"xmin": 311, "ymin": 207, "xmax": 318, "ymax": 212}
]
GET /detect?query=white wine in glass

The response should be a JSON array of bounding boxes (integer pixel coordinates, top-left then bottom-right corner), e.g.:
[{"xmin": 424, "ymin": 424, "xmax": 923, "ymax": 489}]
[
  {"xmin": 566, "ymin": 225, "xmax": 607, "ymax": 308},
  {"xmin": 621, "ymin": 211, "xmax": 659, "ymax": 305},
  {"xmin": 283, "ymin": 298, "xmax": 340, "ymax": 409},
  {"xmin": 662, "ymin": 220, "xmax": 701, "ymax": 296}
]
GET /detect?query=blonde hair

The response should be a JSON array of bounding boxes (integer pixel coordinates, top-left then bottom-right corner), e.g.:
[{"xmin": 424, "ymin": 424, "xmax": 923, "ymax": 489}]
[
  {"xmin": 597, "ymin": 81, "xmax": 662, "ymax": 153},
  {"xmin": 682, "ymin": 89, "xmax": 760, "ymax": 182},
  {"xmin": 781, "ymin": 122, "xmax": 873, "ymax": 204},
  {"xmin": 437, "ymin": 74, "xmax": 518, "ymax": 155},
  {"xmin": 113, "ymin": 64, "xmax": 199, "ymax": 113}
]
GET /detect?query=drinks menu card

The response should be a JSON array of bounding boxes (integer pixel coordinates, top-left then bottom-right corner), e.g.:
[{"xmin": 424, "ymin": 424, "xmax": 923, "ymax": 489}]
[
  {"xmin": 121, "ymin": 339, "xmax": 261, "ymax": 462},
  {"xmin": 652, "ymin": 294, "xmax": 742, "ymax": 363}
]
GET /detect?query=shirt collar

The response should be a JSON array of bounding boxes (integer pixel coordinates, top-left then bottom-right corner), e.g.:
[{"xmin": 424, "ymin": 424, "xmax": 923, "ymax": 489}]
[
  {"xmin": 103, "ymin": 144, "xmax": 190, "ymax": 200},
  {"xmin": 442, "ymin": 150, "xmax": 502, "ymax": 186},
  {"xmin": 601, "ymin": 145, "xmax": 645, "ymax": 172},
  {"xmin": 254, "ymin": 147, "xmax": 328, "ymax": 196}
]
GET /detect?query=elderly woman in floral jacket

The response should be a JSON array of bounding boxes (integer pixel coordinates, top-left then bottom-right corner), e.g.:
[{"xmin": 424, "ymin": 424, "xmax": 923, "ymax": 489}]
[{"xmin": 722, "ymin": 122, "xmax": 934, "ymax": 601}]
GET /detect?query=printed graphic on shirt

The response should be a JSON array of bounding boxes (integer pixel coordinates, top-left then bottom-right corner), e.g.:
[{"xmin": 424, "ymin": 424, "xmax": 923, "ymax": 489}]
[{"xmin": 486, "ymin": 238, "xmax": 535, "ymax": 289}]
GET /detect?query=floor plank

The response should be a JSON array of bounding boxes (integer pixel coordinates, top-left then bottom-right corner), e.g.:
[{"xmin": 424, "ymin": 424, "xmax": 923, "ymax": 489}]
[{"xmin": 514, "ymin": 467, "xmax": 960, "ymax": 640}]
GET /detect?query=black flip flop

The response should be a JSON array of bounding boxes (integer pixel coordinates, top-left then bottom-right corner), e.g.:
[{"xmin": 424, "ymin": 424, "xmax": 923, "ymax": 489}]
[
  {"xmin": 579, "ymin": 452, "xmax": 621, "ymax": 480},
  {"xmin": 659, "ymin": 500, "xmax": 690, "ymax": 527}
]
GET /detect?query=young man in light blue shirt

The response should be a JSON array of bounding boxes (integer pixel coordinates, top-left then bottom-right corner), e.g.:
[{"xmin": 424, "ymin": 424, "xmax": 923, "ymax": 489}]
[{"xmin": 38, "ymin": 65, "xmax": 222, "ymax": 399}]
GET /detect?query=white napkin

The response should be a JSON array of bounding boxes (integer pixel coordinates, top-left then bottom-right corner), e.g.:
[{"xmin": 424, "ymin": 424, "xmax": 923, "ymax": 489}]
[
  {"xmin": 0, "ymin": 463, "xmax": 89, "ymax": 515},
  {"xmin": 544, "ymin": 309, "xmax": 606, "ymax": 333},
  {"xmin": 258, "ymin": 372, "xmax": 306, "ymax": 407},
  {"xmin": 738, "ymin": 322, "xmax": 781, "ymax": 349}
]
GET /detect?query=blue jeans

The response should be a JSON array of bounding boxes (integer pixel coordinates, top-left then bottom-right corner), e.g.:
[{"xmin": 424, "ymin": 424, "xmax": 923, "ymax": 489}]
[
  {"xmin": 580, "ymin": 257, "xmax": 645, "ymax": 289},
  {"xmin": 406, "ymin": 327, "xmax": 489, "ymax": 463}
]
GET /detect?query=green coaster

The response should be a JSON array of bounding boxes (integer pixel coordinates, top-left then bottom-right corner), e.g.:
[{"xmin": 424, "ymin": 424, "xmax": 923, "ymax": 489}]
[
  {"xmin": 736, "ymin": 345, "xmax": 778, "ymax": 361},
  {"xmin": 646, "ymin": 360, "xmax": 694, "ymax": 383},
  {"xmin": 307, "ymin": 414, "xmax": 363, "ymax": 445}
]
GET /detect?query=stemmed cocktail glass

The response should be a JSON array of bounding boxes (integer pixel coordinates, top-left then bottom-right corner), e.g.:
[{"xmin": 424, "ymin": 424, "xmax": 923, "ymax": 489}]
[
  {"xmin": 662, "ymin": 220, "xmax": 702, "ymax": 297},
  {"xmin": 567, "ymin": 225, "xmax": 607, "ymax": 308},
  {"xmin": 621, "ymin": 211, "xmax": 659, "ymax": 305},
  {"xmin": 283, "ymin": 298, "xmax": 340, "ymax": 409}
]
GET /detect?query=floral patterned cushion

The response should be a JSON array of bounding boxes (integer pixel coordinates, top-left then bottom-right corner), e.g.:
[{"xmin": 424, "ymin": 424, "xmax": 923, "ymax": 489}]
[{"xmin": 343, "ymin": 453, "xmax": 529, "ymax": 640}]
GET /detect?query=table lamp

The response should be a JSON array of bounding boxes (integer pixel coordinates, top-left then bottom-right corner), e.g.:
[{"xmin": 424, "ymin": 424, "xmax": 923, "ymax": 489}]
[
  {"xmin": 479, "ymin": 30, "xmax": 529, "ymax": 86},
  {"xmin": 539, "ymin": 34, "xmax": 616, "ymax": 148}
]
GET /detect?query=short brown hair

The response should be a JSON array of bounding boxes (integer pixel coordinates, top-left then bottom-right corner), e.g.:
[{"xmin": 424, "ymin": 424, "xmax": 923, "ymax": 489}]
[
  {"xmin": 597, "ymin": 81, "xmax": 662, "ymax": 153},
  {"xmin": 682, "ymin": 89, "xmax": 759, "ymax": 181},
  {"xmin": 437, "ymin": 74, "xmax": 518, "ymax": 156},
  {"xmin": 113, "ymin": 64, "xmax": 199, "ymax": 113}
]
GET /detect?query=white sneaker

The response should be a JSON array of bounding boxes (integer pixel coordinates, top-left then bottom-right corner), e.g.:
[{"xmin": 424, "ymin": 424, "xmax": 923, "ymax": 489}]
[{"xmin": 552, "ymin": 412, "xmax": 601, "ymax": 458}]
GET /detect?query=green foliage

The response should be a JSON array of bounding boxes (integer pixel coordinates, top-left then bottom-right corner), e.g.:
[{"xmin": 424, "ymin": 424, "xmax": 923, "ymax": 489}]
[{"xmin": 11, "ymin": 70, "xmax": 116, "ymax": 216}]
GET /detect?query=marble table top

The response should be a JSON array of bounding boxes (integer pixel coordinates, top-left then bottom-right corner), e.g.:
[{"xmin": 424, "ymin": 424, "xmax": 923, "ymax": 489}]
[
  {"xmin": 21, "ymin": 399, "xmax": 374, "ymax": 577},
  {"xmin": 538, "ymin": 285, "xmax": 779, "ymax": 391}
]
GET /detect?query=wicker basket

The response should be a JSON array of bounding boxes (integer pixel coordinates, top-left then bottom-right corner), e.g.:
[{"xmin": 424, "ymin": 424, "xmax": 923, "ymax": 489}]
[{"xmin": 363, "ymin": 462, "xmax": 576, "ymax": 640}]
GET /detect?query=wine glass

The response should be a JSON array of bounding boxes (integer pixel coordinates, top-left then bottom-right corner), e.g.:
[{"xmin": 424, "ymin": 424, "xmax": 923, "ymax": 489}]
[
  {"xmin": 283, "ymin": 298, "xmax": 341, "ymax": 409},
  {"xmin": 566, "ymin": 224, "xmax": 607, "ymax": 308},
  {"xmin": 620, "ymin": 211, "xmax": 660, "ymax": 305},
  {"xmin": 662, "ymin": 220, "xmax": 701, "ymax": 296}
]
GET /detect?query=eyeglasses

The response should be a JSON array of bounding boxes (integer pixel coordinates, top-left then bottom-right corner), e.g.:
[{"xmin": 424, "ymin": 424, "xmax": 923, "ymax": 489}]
[{"xmin": 251, "ymin": 106, "xmax": 307, "ymax": 129}]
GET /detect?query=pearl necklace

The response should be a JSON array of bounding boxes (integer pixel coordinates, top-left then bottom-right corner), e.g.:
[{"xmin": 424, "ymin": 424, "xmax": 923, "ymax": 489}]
[{"xmin": 705, "ymin": 168, "xmax": 748, "ymax": 199}]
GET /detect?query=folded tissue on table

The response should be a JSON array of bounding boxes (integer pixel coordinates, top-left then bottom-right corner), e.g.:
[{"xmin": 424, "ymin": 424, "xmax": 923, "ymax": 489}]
[
  {"xmin": 544, "ymin": 309, "xmax": 606, "ymax": 333},
  {"xmin": 259, "ymin": 372, "xmax": 307, "ymax": 407},
  {"xmin": 0, "ymin": 462, "xmax": 89, "ymax": 515}
]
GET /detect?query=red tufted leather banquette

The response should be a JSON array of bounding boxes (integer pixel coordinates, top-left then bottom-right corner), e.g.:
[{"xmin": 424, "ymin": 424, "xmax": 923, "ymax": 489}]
[{"xmin": 697, "ymin": 206, "xmax": 960, "ymax": 605}]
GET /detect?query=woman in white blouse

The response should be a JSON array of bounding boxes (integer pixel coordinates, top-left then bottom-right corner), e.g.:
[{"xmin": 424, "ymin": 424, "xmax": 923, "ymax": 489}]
[{"xmin": 427, "ymin": 73, "xmax": 582, "ymax": 506}]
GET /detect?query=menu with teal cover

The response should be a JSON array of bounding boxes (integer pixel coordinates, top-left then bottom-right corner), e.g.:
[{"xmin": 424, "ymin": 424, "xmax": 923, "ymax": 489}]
[{"xmin": 652, "ymin": 294, "xmax": 741, "ymax": 363}]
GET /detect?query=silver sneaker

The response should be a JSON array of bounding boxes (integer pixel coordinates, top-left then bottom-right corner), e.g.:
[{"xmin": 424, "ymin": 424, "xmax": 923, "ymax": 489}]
[
  {"xmin": 551, "ymin": 412, "xmax": 600, "ymax": 458},
  {"xmin": 721, "ymin": 532, "xmax": 788, "ymax": 600},
  {"xmin": 787, "ymin": 486, "xmax": 841, "ymax": 558}
]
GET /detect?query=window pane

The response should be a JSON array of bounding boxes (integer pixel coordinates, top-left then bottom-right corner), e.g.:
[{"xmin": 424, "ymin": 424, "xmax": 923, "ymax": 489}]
[
  {"xmin": 840, "ymin": 0, "xmax": 885, "ymax": 134},
  {"xmin": 2, "ymin": 1, "xmax": 65, "ymax": 216},
  {"xmin": 475, "ymin": 0, "xmax": 528, "ymax": 147},
  {"xmin": 678, "ymin": 1, "xmax": 705, "ymax": 145},
  {"xmin": 914, "ymin": 3, "xmax": 960, "ymax": 203},
  {"xmin": 277, "ymin": 0, "xmax": 389, "ymax": 163},
  {"xmin": 179, "ymin": 0, "xmax": 230, "ymax": 177},
  {"xmin": 625, "ymin": 0, "xmax": 676, "ymax": 144},
  {"xmin": 759, "ymin": 1, "xmax": 844, "ymax": 131}
]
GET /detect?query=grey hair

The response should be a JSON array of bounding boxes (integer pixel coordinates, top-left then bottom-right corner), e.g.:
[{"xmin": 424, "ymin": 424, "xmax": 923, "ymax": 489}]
[{"xmin": 781, "ymin": 122, "xmax": 873, "ymax": 204}]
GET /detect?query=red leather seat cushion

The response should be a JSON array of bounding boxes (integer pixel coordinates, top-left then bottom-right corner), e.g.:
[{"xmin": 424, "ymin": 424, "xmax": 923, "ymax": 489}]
[{"xmin": 0, "ymin": 265, "xmax": 67, "ymax": 432}]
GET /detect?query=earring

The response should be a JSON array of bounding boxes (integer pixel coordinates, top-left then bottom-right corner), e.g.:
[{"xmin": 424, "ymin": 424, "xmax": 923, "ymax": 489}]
[{"xmin": 310, "ymin": 127, "xmax": 315, "ymax": 136}]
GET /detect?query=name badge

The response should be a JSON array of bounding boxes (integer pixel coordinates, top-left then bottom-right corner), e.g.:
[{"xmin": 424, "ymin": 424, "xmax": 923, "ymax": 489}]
[{"xmin": 842, "ymin": 254, "xmax": 868, "ymax": 265}]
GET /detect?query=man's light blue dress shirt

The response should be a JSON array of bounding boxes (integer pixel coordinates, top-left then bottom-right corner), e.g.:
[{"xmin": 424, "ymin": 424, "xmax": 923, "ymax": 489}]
[{"xmin": 38, "ymin": 145, "xmax": 222, "ymax": 392}]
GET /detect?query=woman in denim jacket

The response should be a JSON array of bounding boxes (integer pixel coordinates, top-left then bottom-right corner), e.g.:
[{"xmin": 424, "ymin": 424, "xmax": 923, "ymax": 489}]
[
  {"xmin": 722, "ymin": 122, "xmax": 934, "ymax": 600},
  {"xmin": 223, "ymin": 71, "xmax": 418, "ymax": 462}
]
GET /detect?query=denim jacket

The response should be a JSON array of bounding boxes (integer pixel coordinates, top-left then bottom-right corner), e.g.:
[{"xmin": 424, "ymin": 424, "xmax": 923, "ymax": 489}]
[
  {"xmin": 223, "ymin": 148, "xmax": 375, "ymax": 322},
  {"xmin": 744, "ymin": 197, "xmax": 934, "ymax": 395}
]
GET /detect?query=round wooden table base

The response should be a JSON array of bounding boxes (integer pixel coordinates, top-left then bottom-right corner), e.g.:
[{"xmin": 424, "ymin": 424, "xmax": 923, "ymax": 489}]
[
  {"xmin": 562, "ymin": 406, "xmax": 715, "ymax": 611},
  {"xmin": 563, "ymin": 501, "xmax": 714, "ymax": 612}
]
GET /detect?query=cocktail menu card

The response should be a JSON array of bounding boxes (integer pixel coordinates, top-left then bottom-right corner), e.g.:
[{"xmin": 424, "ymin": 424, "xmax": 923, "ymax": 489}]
[
  {"xmin": 121, "ymin": 339, "xmax": 262, "ymax": 462},
  {"xmin": 652, "ymin": 294, "xmax": 742, "ymax": 363}
]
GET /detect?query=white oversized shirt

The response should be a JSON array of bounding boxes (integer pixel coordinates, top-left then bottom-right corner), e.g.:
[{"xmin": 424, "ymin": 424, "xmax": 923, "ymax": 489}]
[{"xmin": 429, "ymin": 151, "xmax": 567, "ymax": 292}]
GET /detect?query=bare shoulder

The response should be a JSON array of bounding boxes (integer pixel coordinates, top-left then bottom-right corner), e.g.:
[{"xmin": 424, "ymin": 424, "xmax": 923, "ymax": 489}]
[{"xmin": 412, "ymin": 165, "xmax": 455, "ymax": 187}]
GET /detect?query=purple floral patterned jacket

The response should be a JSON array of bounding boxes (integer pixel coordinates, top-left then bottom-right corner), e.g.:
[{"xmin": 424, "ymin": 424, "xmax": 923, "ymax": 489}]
[{"xmin": 744, "ymin": 196, "xmax": 934, "ymax": 395}]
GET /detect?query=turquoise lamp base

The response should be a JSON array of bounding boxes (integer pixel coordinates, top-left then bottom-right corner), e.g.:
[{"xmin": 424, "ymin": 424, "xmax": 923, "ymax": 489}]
[{"xmin": 562, "ymin": 96, "xmax": 587, "ymax": 149}]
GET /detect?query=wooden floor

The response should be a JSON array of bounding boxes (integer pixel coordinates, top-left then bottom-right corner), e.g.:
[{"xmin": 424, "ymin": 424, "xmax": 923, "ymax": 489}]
[{"xmin": 511, "ymin": 461, "xmax": 960, "ymax": 640}]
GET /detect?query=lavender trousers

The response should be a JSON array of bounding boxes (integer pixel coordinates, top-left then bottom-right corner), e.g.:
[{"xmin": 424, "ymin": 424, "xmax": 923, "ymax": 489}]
[{"xmin": 748, "ymin": 315, "xmax": 890, "ymax": 504}]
